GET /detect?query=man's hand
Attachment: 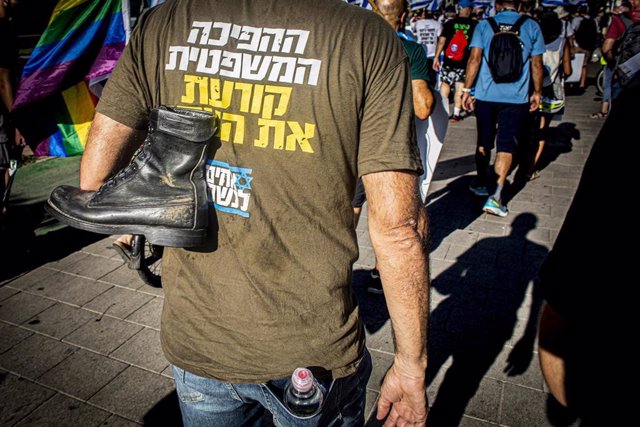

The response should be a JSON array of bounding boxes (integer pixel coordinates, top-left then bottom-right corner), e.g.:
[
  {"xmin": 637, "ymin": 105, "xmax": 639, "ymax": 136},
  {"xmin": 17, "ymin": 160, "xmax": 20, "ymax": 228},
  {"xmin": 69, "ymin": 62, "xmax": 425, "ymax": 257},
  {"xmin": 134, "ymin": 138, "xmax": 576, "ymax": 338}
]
[
  {"xmin": 377, "ymin": 360, "xmax": 428, "ymax": 426},
  {"xmin": 14, "ymin": 128, "xmax": 25, "ymax": 147},
  {"xmin": 529, "ymin": 92, "xmax": 541, "ymax": 112},
  {"xmin": 432, "ymin": 56, "xmax": 441, "ymax": 72},
  {"xmin": 462, "ymin": 92, "xmax": 475, "ymax": 111}
]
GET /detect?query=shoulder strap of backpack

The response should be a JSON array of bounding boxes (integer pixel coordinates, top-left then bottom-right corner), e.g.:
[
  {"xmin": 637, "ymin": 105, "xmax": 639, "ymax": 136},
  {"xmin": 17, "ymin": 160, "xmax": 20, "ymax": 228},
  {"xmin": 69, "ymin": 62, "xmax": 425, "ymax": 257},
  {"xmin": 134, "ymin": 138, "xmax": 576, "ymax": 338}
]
[
  {"xmin": 511, "ymin": 15, "xmax": 529, "ymax": 34},
  {"xmin": 620, "ymin": 14, "xmax": 634, "ymax": 30},
  {"xmin": 488, "ymin": 17, "xmax": 500, "ymax": 34}
]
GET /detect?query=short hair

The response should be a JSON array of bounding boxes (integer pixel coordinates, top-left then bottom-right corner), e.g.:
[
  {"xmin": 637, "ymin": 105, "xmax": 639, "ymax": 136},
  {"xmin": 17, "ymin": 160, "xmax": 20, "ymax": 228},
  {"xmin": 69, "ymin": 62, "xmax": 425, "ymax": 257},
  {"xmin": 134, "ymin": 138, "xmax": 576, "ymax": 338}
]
[
  {"xmin": 496, "ymin": 0, "xmax": 520, "ymax": 7},
  {"xmin": 539, "ymin": 11, "xmax": 562, "ymax": 44},
  {"xmin": 376, "ymin": 0, "xmax": 407, "ymax": 18}
]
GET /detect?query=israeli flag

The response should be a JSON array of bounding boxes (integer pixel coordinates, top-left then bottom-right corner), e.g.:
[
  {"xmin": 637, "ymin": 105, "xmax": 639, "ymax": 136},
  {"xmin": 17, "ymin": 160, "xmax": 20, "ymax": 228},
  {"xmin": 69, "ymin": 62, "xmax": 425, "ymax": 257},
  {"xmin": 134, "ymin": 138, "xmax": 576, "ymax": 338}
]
[
  {"xmin": 146, "ymin": 0, "xmax": 166, "ymax": 7},
  {"xmin": 540, "ymin": 0, "xmax": 567, "ymax": 6},
  {"xmin": 473, "ymin": 0, "xmax": 496, "ymax": 17},
  {"xmin": 410, "ymin": 0, "xmax": 442, "ymax": 11},
  {"xmin": 342, "ymin": 0, "xmax": 372, "ymax": 9}
]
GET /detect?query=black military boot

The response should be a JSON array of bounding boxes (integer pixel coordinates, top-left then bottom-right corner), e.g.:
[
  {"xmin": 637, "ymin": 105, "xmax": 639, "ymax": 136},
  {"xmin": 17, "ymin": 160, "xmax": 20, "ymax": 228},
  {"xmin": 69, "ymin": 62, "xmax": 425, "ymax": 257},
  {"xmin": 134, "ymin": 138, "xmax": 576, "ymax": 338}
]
[{"xmin": 46, "ymin": 106, "xmax": 217, "ymax": 248}]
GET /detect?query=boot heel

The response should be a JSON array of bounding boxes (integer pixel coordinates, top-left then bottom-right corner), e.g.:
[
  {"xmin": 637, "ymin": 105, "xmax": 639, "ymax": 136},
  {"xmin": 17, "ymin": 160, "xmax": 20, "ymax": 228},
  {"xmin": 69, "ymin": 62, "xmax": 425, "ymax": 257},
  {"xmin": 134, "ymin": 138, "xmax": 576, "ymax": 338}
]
[{"xmin": 144, "ymin": 228, "xmax": 207, "ymax": 248}]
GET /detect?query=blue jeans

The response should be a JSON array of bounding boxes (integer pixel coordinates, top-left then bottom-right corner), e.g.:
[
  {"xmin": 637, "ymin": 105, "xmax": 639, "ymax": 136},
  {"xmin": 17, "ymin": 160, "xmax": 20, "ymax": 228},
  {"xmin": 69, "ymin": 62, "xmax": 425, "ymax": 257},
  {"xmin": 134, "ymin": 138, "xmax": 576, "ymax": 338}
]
[
  {"xmin": 603, "ymin": 65, "xmax": 613, "ymax": 102},
  {"xmin": 172, "ymin": 349, "xmax": 372, "ymax": 427}
]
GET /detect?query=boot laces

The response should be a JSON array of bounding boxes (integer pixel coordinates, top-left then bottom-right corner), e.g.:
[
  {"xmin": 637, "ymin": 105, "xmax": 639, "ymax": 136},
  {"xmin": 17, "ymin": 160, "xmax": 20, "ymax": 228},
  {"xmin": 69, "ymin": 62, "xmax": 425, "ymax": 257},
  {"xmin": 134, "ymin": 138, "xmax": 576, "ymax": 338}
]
[{"xmin": 97, "ymin": 143, "xmax": 149, "ymax": 194}]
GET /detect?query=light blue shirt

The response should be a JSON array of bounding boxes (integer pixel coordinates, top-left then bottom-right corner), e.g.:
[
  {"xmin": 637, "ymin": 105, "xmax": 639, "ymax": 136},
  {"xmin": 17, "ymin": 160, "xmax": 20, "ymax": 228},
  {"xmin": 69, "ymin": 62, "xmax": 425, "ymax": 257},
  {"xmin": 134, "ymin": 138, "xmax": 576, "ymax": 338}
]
[{"xmin": 469, "ymin": 10, "xmax": 545, "ymax": 104}]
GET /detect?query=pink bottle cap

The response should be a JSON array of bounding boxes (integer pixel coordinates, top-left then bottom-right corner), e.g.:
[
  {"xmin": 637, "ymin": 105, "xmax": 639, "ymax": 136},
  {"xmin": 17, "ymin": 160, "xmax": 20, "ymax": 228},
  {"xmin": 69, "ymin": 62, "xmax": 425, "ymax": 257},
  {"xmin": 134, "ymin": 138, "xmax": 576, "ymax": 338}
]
[{"xmin": 291, "ymin": 368, "xmax": 314, "ymax": 393}]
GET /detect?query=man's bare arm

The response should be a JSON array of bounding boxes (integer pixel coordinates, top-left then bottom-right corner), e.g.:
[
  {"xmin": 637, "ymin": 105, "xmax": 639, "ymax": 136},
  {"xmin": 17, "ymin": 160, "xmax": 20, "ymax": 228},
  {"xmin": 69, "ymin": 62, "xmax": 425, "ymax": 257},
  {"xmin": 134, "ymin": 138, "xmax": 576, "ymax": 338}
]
[
  {"xmin": 462, "ymin": 47, "xmax": 482, "ymax": 111},
  {"xmin": 363, "ymin": 170, "xmax": 429, "ymax": 426},
  {"xmin": 602, "ymin": 37, "xmax": 616, "ymax": 62},
  {"xmin": 0, "ymin": 68, "xmax": 13, "ymax": 113},
  {"xmin": 412, "ymin": 79, "xmax": 434, "ymax": 121},
  {"xmin": 529, "ymin": 54, "xmax": 543, "ymax": 112},
  {"xmin": 80, "ymin": 112, "xmax": 145, "ymax": 191},
  {"xmin": 433, "ymin": 36, "xmax": 447, "ymax": 71},
  {"xmin": 0, "ymin": 67, "xmax": 24, "ymax": 146}
]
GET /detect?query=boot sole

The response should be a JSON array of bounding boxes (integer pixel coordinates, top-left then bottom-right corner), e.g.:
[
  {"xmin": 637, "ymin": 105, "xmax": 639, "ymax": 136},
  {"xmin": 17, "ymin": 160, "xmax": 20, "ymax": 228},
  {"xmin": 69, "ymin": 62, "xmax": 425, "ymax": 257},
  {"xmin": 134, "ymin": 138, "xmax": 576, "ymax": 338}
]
[{"xmin": 45, "ymin": 202, "xmax": 207, "ymax": 248}]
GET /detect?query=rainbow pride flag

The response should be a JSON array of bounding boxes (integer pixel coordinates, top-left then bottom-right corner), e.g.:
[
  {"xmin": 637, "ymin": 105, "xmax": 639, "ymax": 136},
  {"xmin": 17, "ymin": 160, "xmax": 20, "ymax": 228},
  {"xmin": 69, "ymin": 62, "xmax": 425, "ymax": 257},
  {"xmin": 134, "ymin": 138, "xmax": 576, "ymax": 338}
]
[{"xmin": 13, "ymin": 0, "xmax": 128, "ymax": 157}]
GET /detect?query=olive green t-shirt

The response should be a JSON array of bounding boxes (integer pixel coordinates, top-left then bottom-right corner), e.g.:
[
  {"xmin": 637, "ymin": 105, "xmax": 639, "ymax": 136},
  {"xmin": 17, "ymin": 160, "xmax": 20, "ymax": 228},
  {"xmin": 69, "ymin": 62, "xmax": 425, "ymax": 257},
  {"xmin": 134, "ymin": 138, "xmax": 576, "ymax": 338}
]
[{"xmin": 97, "ymin": 0, "xmax": 422, "ymax": 383}]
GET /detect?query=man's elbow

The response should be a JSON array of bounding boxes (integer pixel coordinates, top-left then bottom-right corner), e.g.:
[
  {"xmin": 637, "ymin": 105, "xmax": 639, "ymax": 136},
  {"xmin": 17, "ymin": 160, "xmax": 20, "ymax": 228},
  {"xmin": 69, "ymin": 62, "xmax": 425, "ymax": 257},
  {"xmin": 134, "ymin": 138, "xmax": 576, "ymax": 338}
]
[{"xmin": 371, "ymin": 211, "xmax": 428, "ymax": 251}]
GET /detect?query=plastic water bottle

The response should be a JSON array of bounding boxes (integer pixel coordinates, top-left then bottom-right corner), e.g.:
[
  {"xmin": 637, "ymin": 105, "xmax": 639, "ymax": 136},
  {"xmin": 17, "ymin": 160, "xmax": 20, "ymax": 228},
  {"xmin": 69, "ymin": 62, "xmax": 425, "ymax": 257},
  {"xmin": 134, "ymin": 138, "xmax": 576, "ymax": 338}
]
[{"xmin": 283, "ymin": 368, "xmax": 323, "ymax": 416}]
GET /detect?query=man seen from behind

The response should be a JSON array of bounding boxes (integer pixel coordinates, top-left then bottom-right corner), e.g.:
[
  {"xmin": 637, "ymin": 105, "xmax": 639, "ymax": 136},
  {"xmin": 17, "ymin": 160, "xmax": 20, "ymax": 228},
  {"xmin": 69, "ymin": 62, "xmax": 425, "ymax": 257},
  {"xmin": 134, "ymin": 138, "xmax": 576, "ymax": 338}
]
[
  {"xmin": 433, "ymin": 0, "xmax": 477, "ymax": 123},
  {"xmin": 79, "ymin": 0, "xmax": 430, "ymax": 425},
  {"xmin": 463, "ymin": 0, "xmax": 544, "ymax": 217}
]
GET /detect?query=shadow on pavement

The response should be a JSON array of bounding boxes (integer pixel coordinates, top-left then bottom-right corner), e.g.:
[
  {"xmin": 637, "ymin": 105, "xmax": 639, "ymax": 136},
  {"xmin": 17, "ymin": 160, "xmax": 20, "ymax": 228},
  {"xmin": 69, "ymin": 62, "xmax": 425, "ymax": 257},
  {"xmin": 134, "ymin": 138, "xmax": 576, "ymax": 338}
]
[
  {"xmin": 533, "ymin": 122, "xmax": 577, "ymax": 174},
  {"xmin": 429, "ymin": 154, "xmax": 477, "ymax": 183},
  {"xmin": 352, "ymin": 269, "xmax": 390, "ymax": 335},
  {"xmin": 425, "ymin": 175, "xmax": 485, "ymax": 252},
  {"xmin": 507, "ymin": 121, "xmax": 577, "ymax": 205},
  {"xmin": 0, "ymin": 205, "xmax": 103, "ymax": 281},
  {"xmin": 426, "ymin": 213, "xmax": 546, "ymax": 426},
  {"xmin": 143, "ymin": 390, "xmax": 183, "ymax": 426}
]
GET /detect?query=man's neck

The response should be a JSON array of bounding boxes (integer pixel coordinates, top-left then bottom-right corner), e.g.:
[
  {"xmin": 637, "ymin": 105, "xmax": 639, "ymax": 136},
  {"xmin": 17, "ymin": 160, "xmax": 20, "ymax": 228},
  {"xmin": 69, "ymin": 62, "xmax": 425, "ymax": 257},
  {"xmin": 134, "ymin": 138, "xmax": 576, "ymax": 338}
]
[{"xmin": 496, "ymin": 4, "xmax": 517, "ymax": 13}]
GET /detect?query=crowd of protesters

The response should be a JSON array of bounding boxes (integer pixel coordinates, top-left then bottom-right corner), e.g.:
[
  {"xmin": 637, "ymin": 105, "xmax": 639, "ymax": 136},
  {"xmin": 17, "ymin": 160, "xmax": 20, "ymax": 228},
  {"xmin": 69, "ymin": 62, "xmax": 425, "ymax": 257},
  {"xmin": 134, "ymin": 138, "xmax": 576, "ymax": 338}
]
[{"xmin": 402, "ymin": 0, "xmax": 637, "ymax": 219}]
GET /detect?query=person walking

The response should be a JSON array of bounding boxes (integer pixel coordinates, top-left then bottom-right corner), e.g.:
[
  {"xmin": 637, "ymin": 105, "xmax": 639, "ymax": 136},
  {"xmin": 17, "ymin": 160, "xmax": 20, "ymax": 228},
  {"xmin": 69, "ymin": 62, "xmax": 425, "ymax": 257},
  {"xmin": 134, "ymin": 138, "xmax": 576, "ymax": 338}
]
[
  {"xmin": 462, "ymin": 0, "xmax": 544, "ymax": 217},
  {"xmin": 538, "ymin": 74, "xmax": 640, "ymax": 426},
  {"xmin": 79, "ymin": 0, "xmax": 431, "ymax": 425},
  {"xmin": 526, "ymin": 10, "xmax": 572, "ymax": 181},
  {"xmin": 412, "ymin": 8, "xmax": 442, "ymax": 79},
  {"xmin": 602, "ymin": 0, "xmax": 640, "ymax": 101},
  {"xmin": 433, "ymin": 0, "xmax": 477, "ymax": 123},
  {"xmin": 0, "ymin": 0, "xmax": 25, "ymax": 214},
  {"xmin": 357, "ymin": 0, "xmax": 434, "ymax": 295}
]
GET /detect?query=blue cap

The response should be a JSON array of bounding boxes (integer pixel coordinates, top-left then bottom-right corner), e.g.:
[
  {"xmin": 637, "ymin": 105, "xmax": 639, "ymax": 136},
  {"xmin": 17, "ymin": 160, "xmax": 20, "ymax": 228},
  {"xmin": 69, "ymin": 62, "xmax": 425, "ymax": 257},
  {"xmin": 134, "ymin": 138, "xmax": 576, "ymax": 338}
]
[{"xmin": 459, "ymin": 0, "xmax": 473, "ymax": 8}]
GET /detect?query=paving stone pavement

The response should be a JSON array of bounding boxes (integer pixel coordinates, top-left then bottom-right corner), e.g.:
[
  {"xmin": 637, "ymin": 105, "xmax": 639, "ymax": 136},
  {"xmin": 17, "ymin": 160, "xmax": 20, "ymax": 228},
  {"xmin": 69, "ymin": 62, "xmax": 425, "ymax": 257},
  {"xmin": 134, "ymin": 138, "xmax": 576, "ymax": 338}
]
[{"xmin": 0, "ymin": 85, "xmax": 603, "ymax": 426}]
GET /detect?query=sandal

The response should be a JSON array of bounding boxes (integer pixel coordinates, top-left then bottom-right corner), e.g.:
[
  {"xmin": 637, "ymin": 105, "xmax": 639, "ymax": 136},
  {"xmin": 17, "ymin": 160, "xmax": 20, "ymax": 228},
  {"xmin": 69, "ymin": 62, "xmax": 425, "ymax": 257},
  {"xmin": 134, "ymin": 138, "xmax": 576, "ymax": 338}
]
[
  {"xmin": 528, "ymin": 171, "xmax": 541, "ymax": 181},
  {"xmin": 590, "ymin": 112, "xmax": 607, "ymax": 119}
]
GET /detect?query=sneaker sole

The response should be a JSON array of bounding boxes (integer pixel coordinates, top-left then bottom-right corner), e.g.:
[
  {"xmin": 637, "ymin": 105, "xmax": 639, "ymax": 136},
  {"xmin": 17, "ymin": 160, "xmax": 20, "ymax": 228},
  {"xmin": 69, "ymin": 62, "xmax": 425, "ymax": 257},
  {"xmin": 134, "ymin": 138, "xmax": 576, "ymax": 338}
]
[
  {"xmin": 483, "ymin": 206, "xmax": 508, "ymax": 217},
  {"xmin": 45, "ymin": 202, "xmax": 207, "ymax": 248}
]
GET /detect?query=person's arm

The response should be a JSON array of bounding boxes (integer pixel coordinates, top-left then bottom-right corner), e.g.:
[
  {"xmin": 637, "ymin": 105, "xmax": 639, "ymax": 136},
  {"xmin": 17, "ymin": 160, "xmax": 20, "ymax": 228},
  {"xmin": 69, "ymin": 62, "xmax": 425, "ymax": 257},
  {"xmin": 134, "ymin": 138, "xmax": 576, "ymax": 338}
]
[
  {"xmin": 563, "ymin": 41, "xmax": 573, "ymax": 76},
  {"xmin": 462, "ymin": 47, "xmax": 482, "ymax": 111},
  {"xmin": 0, "ymin": 66, "xmax": 24, "ymax": 146},
  {"xmin": 433, "ymin": 36, "xmax": 447, "ymax": 71},
  {"xmin": 0, "ymin": 67, "xmax": 12, "ymax": 112},
  {"xmin": 530, "ymin": 54, "xmax": 543, "ymax": 112},
  {"xmin": 363, "ymin": 170, "xmax": 429, "ymax": 426},
  {"xmin": 602, "ymin": 15, "xmax": 623, "ymax": 62},
  {"xmin": 412, "ymin": 79, "xmax": 434, "ymax": 121},
  {"xmin": 538, "ymin": 303, "xmax": 569, "ymax": 406},
  {"xmin": 80, "ymin": 112, "xmax": 145, "ymax": 191},
  {"xmin": 602, "ymin": 37, "xmax": 616, "ymax": 62}
]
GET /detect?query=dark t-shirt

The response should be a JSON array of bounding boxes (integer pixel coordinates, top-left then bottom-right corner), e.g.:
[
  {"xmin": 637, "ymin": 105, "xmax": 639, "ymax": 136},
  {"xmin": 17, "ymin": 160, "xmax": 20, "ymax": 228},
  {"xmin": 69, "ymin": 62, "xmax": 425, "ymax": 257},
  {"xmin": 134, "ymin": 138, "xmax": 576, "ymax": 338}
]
[
  {"xmin": 539, "ymin": 82, "xmax": 638, "ymax": 424},
  {"xmin": 605, "ymin": 10, "xmax": 640, "ymax": 41},
  {"xmin": 441, "ymin": 16, "xmax": 477, "ymax": 67},
  {"xmin": 401, "ymin": 38, "xmax": 431, "ymax": 83},
  {"xmin": 98, "ymin": 0, "xmax": 421, "ymax": 383},
  {"xmin": 0, "ymin": 18, "xmax": 18, "ymax": 116}
]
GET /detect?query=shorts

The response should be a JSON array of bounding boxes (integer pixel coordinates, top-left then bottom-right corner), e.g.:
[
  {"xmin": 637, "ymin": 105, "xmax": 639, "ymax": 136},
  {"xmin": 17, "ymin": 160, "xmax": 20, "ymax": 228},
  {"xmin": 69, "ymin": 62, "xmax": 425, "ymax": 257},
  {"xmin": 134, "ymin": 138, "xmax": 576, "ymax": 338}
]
[
  {"xmin": 474, "ymin": 100, "xmax": 530, "ymax": 154},
  {"xmin": 440, "ymin": 64, "xmax": 466, "ymax": 86},
  {"xmin": 352, "ymin": 178, "xmax": 366, "ymax": 208}
]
